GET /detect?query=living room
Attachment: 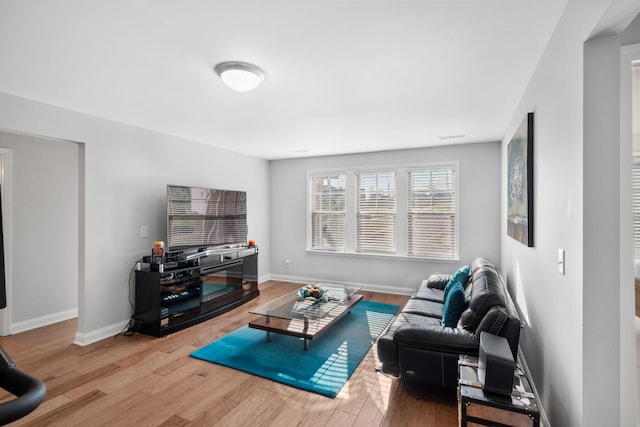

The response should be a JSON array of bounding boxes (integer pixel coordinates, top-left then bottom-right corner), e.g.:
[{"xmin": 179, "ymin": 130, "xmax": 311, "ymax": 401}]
[{"xmin": 0, "ymin": 1, "xmax": 639, "ymax": 426}]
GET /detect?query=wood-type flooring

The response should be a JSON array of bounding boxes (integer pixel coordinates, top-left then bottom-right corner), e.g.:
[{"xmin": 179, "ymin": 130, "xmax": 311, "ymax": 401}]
[{"xmin": 0, "ymin": 281, "xmax": 457, "ymax": 426}]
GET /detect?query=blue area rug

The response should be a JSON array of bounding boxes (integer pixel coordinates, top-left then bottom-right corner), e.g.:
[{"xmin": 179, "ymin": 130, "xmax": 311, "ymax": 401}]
[{"xmin": 191, "ymin": 300, "xmax": 399, "ymax": 398}]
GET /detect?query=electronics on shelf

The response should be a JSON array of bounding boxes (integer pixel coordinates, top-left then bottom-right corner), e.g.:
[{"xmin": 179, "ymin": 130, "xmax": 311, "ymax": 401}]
[{"xmin": 134, "ymin": 245, "xmax": 259, "ymax": 337}]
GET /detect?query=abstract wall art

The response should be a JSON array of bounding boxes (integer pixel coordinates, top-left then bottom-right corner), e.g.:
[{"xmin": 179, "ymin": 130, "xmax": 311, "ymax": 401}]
[{"xmin": 507, "ymin": 112, "xmax": 534, "ymax": 247}]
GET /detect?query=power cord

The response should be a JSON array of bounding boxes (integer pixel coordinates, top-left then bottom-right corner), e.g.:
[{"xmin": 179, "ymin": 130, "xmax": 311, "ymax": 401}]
[{"xmin": 115, "ymin": 260, "xmax": 145, "ymax": 338}]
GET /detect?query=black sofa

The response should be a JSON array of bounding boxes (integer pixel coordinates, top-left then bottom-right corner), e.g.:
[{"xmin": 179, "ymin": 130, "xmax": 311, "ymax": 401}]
[{"xmin": 377, "ymin": 257, "xmax": 521, "ymax": 389}]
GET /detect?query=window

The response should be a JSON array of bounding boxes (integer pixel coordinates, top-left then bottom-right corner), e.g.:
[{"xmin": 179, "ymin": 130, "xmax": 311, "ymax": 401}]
[
  {"xmin": 310, "ymin": 174, "xmax": 346, "ymax": 251},
  {"xmin": 357, "ymin": 171, "xmax": 396, "ymax": 254},
  {"xmin": 308, "ymin": 162, "xmax": 458, "ymax": 259},
  {"xmin": 408, "ymin": 166, "xmax": 456, "ymax": 258}
]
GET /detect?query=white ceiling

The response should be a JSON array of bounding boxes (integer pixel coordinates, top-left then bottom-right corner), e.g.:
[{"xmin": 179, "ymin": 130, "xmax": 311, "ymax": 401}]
[{"xmin": 0, "ymin": 0, "xmax": 566, "ymax": 160}]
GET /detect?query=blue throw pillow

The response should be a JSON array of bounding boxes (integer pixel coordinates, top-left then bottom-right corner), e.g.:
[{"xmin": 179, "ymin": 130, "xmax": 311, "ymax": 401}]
[
  {"xmin": 443, "ymin": 265, "xmax": 470, "ymax": 301},
  {"xmin": 441, "ymin": 281, "xmax": 466, "ymax": 327}
]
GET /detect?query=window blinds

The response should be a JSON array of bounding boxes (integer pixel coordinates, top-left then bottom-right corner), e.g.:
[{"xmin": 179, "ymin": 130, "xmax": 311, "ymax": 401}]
[
  {"xmin": 357, "ymin": 171, "xmax": 396, "ymax": 254},
  {"xmin": 310, "ymin": 174, "xmax": 346, "ymax": 251}
]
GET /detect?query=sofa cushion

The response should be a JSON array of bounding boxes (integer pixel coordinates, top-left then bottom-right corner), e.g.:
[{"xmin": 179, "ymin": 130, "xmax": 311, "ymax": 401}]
[
  {"xmin": 413, "ymin": 283, "xmax": 445, "ymax": 303},
  {"xmin": 470, "ymin": 257, "xmax": 498, "ymax": 273},
  {"xmin": 424, "ymin": 274, "xmax": 452, "ymax": 290},
  {"xmin": 459, "ymin": 265, "xmax": 507, "ymax": 332},
  {"xmin": 443, "ymin": 265, "xmax": 470, "ymax": 300},
  {"xmin": 403, "ymin": 298, "xmax": 445, "ymax": 318},
  {"xmin": 393, "ymin": 321, "xmax": 479, "ymax": 354},
  {"xmin": 441, "ymin": 281, "xmax": 466, "ymax": 327},
  {"xmin": 474, "ymin": 305, "xmax": 508, "ymax": 339},
  {"xmin": 377, "ymin": 311, "xmax": 422, "ymax": 368}
]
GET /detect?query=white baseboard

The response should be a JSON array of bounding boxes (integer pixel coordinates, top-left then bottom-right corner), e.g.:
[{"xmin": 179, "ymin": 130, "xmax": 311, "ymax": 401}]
[
  {"xmin": 266, "ymin": 273, "xmax": 415, "ymax": 296},
  {"xmin": 518, "ymin": 347, "xmax": 550, "ymax": 427},
  {"xmin": 12, "ymin": 309, "xmax": 129, "ymax": 346},
  {"xmin": 74, "ymin": 320, "xmax": 131, "ymax": 346},
  {"xmin": 11, "ymin": 308, "xmax": 78, "ymax": 334},
  {"xmin": 258, "ymin": 273, "xmax": 272, "ymax": 284}
]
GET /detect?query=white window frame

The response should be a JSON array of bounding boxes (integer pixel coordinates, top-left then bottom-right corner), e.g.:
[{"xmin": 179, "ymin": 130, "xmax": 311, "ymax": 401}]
[
  {"xmin": 407, "ymin": 165, "xmax": 458, "ymax": 259},
  {"xmin": 308, "ymin": 172, "xmax": 347, "ymax": 252},
  {"xmin": 307, "ymin": 162, "xmax": 459, "ymax": 260},
  {"xmin": 356, "ymin": 169, "xmax": 397, "ymax": 255}
]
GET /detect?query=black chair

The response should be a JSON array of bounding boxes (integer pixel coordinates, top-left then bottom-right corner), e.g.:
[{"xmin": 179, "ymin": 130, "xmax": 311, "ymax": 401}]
[{"xmin": 0, "ymin": 346, "xmax": 46, "ymax": 425}]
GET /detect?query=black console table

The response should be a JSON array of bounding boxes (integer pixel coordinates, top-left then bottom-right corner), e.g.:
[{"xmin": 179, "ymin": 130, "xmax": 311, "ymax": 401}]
[{"xmin": 134, "ymin": 246, "xmax": 259, "ymax": 337}]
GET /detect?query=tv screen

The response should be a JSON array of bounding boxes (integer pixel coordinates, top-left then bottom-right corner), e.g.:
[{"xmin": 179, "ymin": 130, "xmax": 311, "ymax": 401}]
[{"xmin": 166, "ymin": 185, "xmax": 247, "ymax": 252}]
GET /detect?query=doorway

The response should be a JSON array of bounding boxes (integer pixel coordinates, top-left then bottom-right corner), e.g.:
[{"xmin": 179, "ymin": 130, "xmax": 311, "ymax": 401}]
[
  {"xmin": 632, "ymin": 60, "xmax": 640, "ymax": 315},
  {"xmin": 0, "ymin": 131, "xmax": 79, "ymax": 335},
  {"xmin": 626, "ymin": 46, "xmax": 640, "ymax": 422}
]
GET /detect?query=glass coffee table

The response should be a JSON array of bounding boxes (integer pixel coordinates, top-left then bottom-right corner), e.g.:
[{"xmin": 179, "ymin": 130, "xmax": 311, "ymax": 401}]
[{"xmin": 248, "ymin": 283, "xmax": 362, "ymax": 350}]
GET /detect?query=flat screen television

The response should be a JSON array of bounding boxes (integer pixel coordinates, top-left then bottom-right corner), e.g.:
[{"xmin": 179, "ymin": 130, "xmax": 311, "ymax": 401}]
[{"xmin": 166, "ymin": 184, "xmax": 247, "ymax": 253}]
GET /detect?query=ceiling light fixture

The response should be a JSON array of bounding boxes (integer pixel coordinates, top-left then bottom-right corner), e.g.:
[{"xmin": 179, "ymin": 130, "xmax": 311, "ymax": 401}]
[{"xmin": 214, "ymin": 61, "xmax": 265, "ymax": 92}]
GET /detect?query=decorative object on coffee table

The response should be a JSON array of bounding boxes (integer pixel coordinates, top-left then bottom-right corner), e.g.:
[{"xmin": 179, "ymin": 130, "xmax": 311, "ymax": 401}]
[{"xmin": 298, "ymin": 284, "xmax": 329, "ymax": 301}]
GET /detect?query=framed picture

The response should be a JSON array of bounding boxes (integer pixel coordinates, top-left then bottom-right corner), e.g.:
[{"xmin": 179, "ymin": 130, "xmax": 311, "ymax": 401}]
[{"xmin": 507, "ymin": 112, "xmax": 534, "ymax": 247}]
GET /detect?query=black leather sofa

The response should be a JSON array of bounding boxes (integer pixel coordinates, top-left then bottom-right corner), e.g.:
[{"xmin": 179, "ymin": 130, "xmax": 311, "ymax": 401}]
[{"xmin": 377, "ymin": 257, "xmax": 521, "ymax": 389}]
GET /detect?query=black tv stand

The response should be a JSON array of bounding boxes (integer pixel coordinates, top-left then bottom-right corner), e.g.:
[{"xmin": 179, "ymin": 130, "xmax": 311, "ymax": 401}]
[{"xmin": 133, "ymin": 246, "xmax": 259, "ymax": 337}]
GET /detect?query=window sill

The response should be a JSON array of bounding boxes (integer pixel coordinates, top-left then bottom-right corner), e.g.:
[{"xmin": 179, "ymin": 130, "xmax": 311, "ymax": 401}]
[{"xmin": 305, "ymin": 249, "xmax": 459, "ymax": 263}]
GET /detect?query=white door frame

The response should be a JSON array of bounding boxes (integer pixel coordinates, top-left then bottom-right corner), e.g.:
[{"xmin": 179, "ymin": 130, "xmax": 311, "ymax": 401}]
[
  {"xmin": 0, "ymin": 148, "xmax": 12, "ymax": 336},
  {"xmin": 620, "ymin": 42, "xmax": 640, "ymax": 427}
]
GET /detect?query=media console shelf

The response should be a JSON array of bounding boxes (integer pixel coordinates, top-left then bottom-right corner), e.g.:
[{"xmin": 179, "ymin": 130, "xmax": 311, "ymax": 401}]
[{"xmin": 134, "ymin": 246, "xmax": 259, "ymax": 337}]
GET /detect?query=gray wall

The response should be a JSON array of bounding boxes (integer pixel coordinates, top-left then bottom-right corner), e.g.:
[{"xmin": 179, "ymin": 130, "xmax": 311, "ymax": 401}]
[
  {"xmin": 500, "ymin": 1, "xmax": 640, "ymax": 426},
  {"xmin": 0, "ymin": 132, "xmax": 79, "ymax": 330},
  {"xmin": 0, "ymin": 92, "xmax": 271, "ymax": 344},
  {"xmin": 270, "ymin": 142, "xmax": 501, "ymax": 294}
]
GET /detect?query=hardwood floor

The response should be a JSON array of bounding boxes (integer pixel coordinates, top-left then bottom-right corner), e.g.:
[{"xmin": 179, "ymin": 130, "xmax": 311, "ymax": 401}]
[{"xmin": 0, "ymin": 281, "xmax": 457, "ymax": 426}]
